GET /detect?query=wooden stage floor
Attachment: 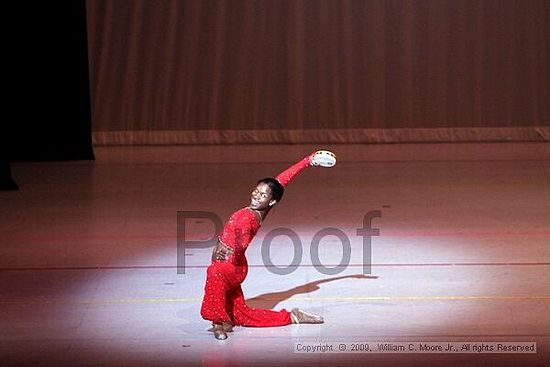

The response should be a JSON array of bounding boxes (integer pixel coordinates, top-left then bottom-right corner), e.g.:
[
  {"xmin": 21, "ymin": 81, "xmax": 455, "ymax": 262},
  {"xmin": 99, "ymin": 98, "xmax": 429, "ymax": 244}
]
[{"xmin": 1, "ymin": 143, "xmax": 549, "ymax": 366}]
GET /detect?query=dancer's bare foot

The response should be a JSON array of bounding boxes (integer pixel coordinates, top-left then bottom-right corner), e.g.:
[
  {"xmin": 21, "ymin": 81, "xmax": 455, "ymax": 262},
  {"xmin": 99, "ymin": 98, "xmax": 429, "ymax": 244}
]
[
  {"xmin": 208, "ymin": 322, "xmax": 234, "ymax": 332},
  {"xmin": 221, "ymin": 322, "xmax": 234, "ymax": 332},
  {"xmin": 208, "ymin": 322, "xmax": 234, "ymax": 338},
  {"xmin": 211, "ymin": 324, "xmax": 228, "ymax": 340},
  {"xmin": 290, "ymin": 308, "xmax": 324, "ymax": 324}
]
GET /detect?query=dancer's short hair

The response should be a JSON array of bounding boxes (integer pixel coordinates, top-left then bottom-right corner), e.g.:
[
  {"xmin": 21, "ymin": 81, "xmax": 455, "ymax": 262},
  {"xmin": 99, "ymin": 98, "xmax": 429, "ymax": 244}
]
[{"xmin": 257, "ymin": 177, "xmax": 285, "ymax": 202}]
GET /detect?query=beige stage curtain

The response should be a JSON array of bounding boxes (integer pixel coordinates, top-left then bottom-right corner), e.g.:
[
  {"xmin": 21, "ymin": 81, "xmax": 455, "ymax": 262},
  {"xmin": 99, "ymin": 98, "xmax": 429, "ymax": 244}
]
[{"xmin": 87, "ymin": 0, "xmax": 550, "ymax": 145}]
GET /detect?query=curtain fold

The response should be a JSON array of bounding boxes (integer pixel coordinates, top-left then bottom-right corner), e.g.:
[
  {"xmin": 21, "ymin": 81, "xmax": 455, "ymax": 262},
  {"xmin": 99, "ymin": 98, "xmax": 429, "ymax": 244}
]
[{"xmin": 87, "ymin": 0, "xmax": 549, "ymax": 144}]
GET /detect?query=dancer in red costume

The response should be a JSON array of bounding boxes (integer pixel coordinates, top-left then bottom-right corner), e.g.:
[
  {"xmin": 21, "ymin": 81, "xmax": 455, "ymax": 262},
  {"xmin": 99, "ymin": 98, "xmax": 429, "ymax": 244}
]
[{"xmin": 200, "ymin": 150, "xmax": 336, "ymax": 339}]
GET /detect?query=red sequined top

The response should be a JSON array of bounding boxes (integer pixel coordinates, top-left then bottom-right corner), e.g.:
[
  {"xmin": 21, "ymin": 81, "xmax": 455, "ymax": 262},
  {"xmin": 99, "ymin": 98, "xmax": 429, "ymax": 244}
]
[{"xmin": 217, "ymin": 153, "xmax": 314, "ymax": 264}]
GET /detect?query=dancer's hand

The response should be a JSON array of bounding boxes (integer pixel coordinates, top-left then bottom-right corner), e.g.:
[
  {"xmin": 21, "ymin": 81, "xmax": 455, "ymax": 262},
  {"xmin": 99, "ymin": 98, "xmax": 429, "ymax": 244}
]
[{"xmin": 211, "ymin": 241, "xmax": 234, "ymax": 262}]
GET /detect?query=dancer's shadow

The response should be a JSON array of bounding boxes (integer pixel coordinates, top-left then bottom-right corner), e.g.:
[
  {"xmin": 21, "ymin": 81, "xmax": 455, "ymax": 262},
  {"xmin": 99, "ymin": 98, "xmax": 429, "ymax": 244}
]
[{"xmin": 246, "ymin": 274, "xmax": 378, "ymax": 309}]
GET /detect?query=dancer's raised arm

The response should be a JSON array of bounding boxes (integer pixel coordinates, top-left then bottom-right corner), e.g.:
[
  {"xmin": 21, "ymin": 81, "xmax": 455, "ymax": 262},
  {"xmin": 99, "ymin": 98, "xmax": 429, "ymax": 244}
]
[
  {"xmin": 275, "ymin": 152, "xmax": 314, "ymax": 187},
  {"xmin": 275, "ymin": 150, "xmax": 337, "ymax": 187}
]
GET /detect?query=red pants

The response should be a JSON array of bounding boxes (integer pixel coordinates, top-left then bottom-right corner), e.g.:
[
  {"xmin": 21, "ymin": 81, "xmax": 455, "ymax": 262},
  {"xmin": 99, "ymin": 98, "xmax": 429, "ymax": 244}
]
[{"xmin": 200, "ymin": 261, "xmax": 291, "ymax": 327}]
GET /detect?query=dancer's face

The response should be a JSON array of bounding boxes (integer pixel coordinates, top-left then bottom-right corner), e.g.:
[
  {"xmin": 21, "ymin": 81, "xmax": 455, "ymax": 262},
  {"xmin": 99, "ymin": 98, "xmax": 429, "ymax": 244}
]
[{"xmin": 250, "ymin": 182, "xmax": 276, "ymax": 210}]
